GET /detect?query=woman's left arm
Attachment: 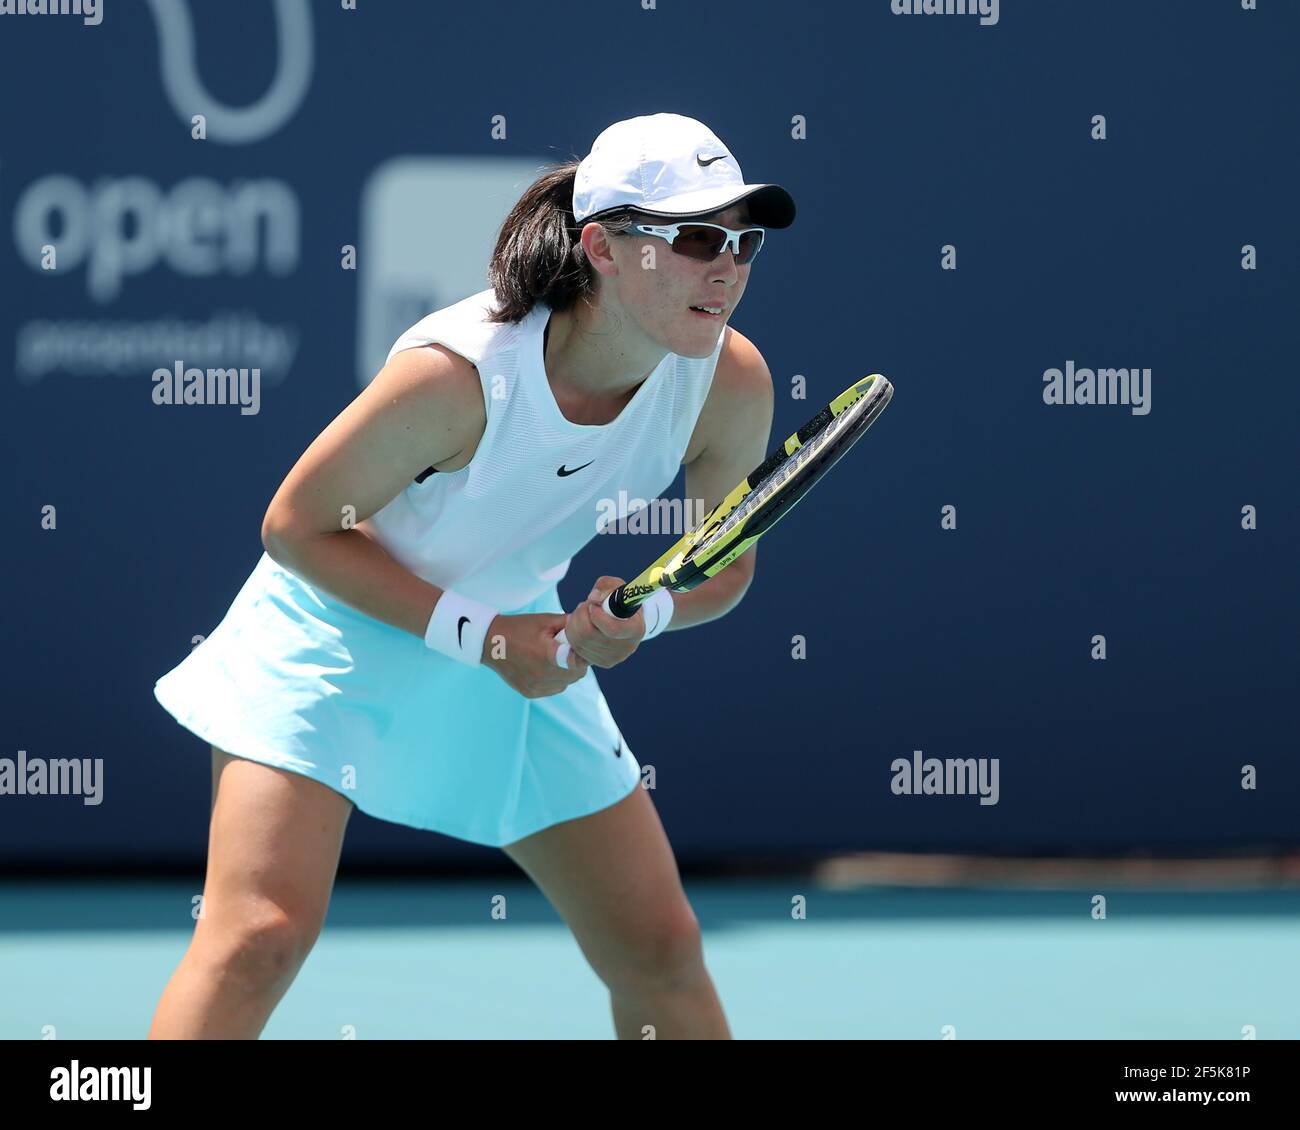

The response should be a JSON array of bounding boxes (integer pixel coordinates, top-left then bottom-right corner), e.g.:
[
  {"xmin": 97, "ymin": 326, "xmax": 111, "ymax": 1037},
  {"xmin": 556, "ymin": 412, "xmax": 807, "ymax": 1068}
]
[
  {"xmin": 666, "ymin": 329, "xmax": 775, "ymax": 631},
  {"xmin": 564, "ymin": 331, "xmax": 776, "ymax": 665}
]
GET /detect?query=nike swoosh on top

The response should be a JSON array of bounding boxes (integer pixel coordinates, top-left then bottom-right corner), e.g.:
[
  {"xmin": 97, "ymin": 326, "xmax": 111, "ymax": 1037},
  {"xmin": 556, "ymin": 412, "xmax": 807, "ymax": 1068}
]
[
  {"xmin": 696, "ymin": 153, "xmax": 726, "ymax": 166},
  {"xmin": 457, "ymin": 616, "xmax": 470, "ymax": 647},
  {"xmin": 557, "ymin": 461, "xmax": 594, "ymax": 477}
]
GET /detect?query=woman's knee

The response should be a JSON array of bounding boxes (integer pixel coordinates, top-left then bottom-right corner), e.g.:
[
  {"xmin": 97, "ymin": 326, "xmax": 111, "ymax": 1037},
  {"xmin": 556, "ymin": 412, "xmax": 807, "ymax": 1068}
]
[
  {"xmin": 593, "ymin": 902, "xmax": 706, "ymax": 995},
  {"xmin": 197, "ymin": 749, "xmax": 349, "ymax": 988},
  {"xmin": 197, "ymin": 901, "xmax": 321, "ymax": 989}
]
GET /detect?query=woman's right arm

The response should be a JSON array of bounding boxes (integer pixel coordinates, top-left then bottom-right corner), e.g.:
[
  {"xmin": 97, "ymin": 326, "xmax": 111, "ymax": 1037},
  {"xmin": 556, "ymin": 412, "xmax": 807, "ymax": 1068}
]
[
  {"xmin": 262, "ymin": 344, "xmax": 590, "ymax": 695},
  {"xmin": 260, "ymin": 344, "xmax": 485, "ymax": 643}
]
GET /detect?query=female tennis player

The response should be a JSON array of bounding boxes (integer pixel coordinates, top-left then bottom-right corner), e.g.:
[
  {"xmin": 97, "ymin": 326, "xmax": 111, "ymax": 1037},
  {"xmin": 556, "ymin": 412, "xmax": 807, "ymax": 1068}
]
[{"xmin": 149, "ymin": 112, "xmax": 794, "ymax": 1040}]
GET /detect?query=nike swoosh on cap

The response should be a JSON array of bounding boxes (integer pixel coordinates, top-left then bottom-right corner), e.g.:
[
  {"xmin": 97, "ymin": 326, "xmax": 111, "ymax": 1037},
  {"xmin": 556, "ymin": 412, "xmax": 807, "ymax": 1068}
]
[{"xmin": 696, "ymin": 153, "xmax": 726, "ymax": 166}]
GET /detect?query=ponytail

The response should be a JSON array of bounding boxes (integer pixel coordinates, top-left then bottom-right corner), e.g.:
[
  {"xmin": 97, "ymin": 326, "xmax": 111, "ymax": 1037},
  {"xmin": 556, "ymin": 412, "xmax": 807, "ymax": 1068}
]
[{"xmin": 485, "ymin": 160, "xmax": 633, "ymax": 324}]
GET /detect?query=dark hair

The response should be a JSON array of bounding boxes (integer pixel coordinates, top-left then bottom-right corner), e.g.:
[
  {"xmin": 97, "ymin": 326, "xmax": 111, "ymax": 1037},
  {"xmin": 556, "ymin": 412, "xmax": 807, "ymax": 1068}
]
[{"xmin": 485, "ymin": 160, "xmax": 638, "ymax": 324}]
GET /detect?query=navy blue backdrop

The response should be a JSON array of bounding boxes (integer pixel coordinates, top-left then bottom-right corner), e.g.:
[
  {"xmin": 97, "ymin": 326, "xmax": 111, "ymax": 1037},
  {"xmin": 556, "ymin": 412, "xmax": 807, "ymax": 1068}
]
[{"xmin": 3, "ymin": 0, "xmax": 1296, "ymax": 866}]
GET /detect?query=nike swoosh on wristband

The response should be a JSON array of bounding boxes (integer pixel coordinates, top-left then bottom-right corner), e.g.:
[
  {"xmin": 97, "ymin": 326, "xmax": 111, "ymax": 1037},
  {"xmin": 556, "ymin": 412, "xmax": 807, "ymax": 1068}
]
[
  {"xmin": 557, "ymin": 461, "xmax": 594, "ymax": 476},
  {"xmin": 457, "ymin": 616, "xmax": 470, "ymax": 647}
]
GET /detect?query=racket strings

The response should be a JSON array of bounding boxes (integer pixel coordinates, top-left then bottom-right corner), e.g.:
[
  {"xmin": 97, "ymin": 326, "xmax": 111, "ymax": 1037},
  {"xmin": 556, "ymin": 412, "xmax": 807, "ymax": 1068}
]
[{"xmin": 702, "ymin": 389, "xmax": 874, "ymax": 548}]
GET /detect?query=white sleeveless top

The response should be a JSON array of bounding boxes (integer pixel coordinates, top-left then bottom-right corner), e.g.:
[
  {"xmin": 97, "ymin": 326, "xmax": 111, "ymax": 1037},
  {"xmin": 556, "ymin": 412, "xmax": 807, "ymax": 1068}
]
[{"xmin": 359, "ymin": 288, "xmax": 723, "ymax": 611}]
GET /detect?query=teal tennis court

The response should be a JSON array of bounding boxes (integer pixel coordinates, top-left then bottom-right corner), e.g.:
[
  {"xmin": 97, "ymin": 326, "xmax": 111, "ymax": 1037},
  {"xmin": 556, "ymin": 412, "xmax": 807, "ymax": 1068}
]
[{"xmin": 3, "ymin": 877, "xmax": 1295, "ymax": 1039}]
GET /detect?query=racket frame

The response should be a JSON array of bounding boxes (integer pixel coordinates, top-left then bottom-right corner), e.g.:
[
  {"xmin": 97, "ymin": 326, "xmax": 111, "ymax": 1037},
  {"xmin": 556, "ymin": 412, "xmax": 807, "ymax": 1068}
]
[{"xmin": 607, "ymin": 373, "xmax": 893, "ymax": 618}]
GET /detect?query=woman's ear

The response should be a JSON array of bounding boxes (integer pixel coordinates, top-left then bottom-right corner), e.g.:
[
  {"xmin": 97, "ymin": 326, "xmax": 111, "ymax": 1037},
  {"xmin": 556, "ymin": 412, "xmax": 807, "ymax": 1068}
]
[{"xmin": 581, "ymin": 223, "xmax": 620, "ymax": 277}]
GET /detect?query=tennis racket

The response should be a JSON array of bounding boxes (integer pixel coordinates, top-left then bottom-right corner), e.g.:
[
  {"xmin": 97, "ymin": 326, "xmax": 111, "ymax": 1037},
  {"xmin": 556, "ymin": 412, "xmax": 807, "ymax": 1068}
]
[{"xmin": 555, "ymin": 373, "xmax": 894, "ymax": 668}]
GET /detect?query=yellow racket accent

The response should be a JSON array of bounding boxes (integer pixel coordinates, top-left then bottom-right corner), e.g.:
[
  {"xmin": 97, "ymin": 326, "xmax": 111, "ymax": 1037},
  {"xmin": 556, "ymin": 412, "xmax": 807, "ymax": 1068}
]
[{"xmin": 615, "ymin": 374, "xmax": 892, "ymax": 611}]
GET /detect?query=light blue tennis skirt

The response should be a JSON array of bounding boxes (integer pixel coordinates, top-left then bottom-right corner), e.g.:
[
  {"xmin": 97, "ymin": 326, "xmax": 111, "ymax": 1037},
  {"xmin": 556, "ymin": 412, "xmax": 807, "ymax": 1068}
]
[{"xmin": 153, "ymin": 552, "xmax": 642, "ymax": 847}]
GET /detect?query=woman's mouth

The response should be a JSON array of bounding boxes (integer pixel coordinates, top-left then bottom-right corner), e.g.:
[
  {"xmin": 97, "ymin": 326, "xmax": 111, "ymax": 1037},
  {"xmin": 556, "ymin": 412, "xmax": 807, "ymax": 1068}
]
[{"xmin": 689, "ymin": 305, "xmax": 724, "ymax": 319}]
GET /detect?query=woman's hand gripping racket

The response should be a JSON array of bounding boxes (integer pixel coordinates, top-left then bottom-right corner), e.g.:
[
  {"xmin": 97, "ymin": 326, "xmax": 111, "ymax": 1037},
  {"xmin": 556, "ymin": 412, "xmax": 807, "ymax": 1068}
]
[{"xmin": 554, "ymin": 373, "xmax": 894, "ymax": 668}]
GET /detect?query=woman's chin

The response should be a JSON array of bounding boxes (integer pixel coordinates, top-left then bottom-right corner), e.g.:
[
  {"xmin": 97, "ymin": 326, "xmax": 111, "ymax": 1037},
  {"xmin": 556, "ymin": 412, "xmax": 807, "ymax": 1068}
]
[{"xmin": 673, "ymin": 317, "xmax": 725, "ymax": 356}]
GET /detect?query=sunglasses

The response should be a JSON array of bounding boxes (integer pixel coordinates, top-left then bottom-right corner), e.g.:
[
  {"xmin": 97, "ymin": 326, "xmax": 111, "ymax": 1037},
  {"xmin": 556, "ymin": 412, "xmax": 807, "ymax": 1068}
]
[{"xmin": 623, "ymin": 220, "xmax": 766, "ymax": 265}]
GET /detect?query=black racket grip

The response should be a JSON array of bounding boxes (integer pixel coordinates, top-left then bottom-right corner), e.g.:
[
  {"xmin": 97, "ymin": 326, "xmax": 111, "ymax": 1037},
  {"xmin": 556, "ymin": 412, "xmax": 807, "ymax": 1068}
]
[{"xmin": 607, "ymin": 586, "xmax": 637, "ymax": 620}]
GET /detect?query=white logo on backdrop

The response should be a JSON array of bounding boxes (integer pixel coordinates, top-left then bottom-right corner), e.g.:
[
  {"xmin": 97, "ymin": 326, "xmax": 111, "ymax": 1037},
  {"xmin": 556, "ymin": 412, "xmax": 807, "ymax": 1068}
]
[
  {"xmin": 10, "ymin": 2, "xmax": 313, "ymax": 383},
  {"xmin": 143, "ymin": 0, "xmax": 313, "ymax": 145},
  {"xmin": 9, "ymin": 6, "xmax": 539, "ymax": 396},
  {"xmin": 356, "ymin": 157, "xmax": 549, "ymax": 388}
]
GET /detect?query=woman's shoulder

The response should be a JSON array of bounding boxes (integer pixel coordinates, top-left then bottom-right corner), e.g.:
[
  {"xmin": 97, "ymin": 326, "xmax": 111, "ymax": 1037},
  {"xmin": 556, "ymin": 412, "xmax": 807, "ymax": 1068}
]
[
  {"xmin": 705, "ymin": 326, "xmax": 774, "ymax": 418},
  {"xmin": 375, "ymin": 341, "xmax": 487, "ymax": 478},
  {"xmin": 384, "ymin": 288, "xmax": 520, "ymax": 370},
  {"xmin": 681, "ymin": 326, "xmax": 773, "ymax": 466}
]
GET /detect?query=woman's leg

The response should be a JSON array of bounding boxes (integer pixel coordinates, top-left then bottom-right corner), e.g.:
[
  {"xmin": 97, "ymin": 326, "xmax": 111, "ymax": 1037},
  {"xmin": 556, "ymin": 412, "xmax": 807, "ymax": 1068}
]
[
  {"xmin": 148, "ymin": 747, "xmax": 354, "ymax": 1039},
  {"xmin": 503, "ymin": 784, "xmax": 730, "ymax": 1039}
]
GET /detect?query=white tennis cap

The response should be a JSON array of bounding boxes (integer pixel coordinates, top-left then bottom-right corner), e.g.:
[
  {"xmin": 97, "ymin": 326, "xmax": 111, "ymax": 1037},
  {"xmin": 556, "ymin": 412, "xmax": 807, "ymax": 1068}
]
[{"xmin": 572, "ymin": 113, "xmax": 796, "ymax": 229}]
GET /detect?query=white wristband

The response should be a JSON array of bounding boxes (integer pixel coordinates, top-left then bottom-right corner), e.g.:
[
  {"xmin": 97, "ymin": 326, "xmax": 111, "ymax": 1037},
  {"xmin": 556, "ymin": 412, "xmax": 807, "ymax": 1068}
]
[
  {"xmin": 638, "ymin": 586, "xmax": 675, "ymax": 641},
  {"xmin": 424, "ymin": 590, "xmax": 499, "ymax": 667},
  {"xmin": 554, "ymin": 587, "xmax": 674, "ymax": 669}
]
